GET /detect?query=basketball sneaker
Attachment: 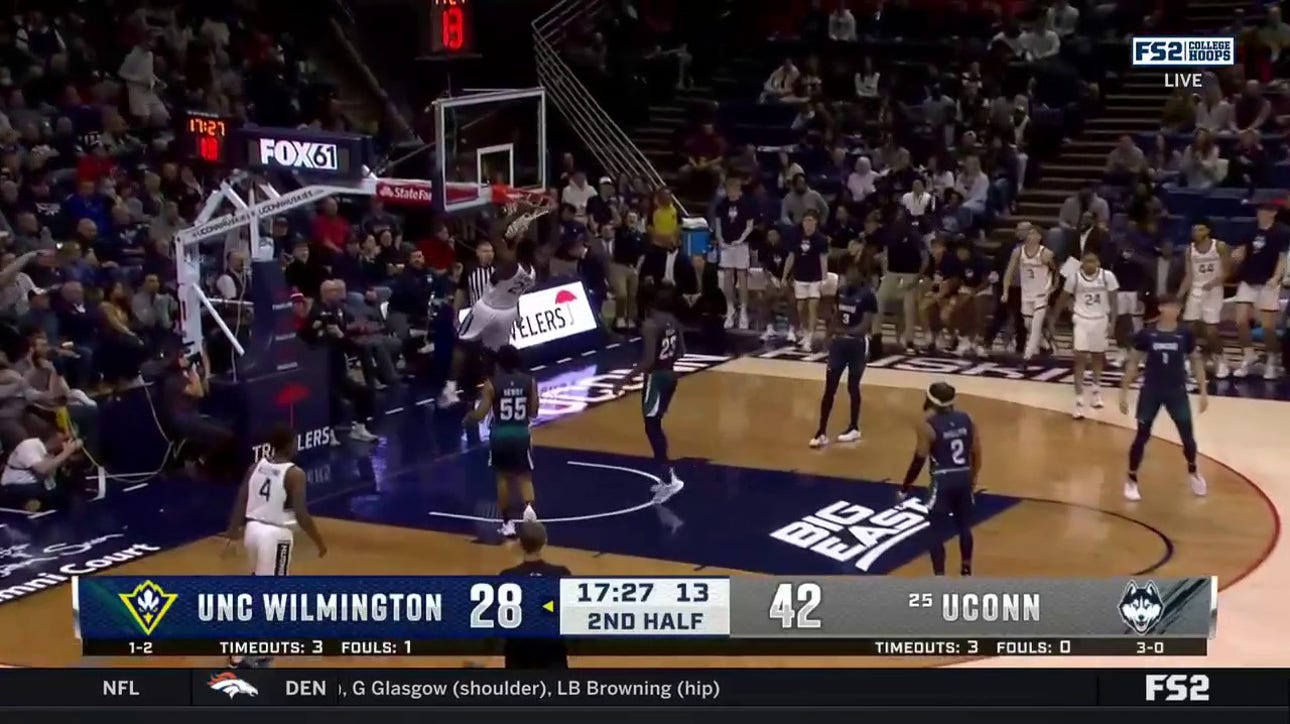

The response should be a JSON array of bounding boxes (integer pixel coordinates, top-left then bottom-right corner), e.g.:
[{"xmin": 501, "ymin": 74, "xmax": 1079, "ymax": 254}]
[
  {"xmin": 1214, "ymin": 358, "xmax": 1231, "ymax": 379},
  {"xmin": 1123, "ymin": 479, "xmax": 1142, "ymax": 501},
  {"xmin": 498, "ymin": 520, "xmax": 517, "ymax": 538},
  {"xmin": 522, "ymin": 504, "xmax": 538, "ymax": 522},
  {"xmin": 738, "ymin": 310, "xmax": 749, "ymax": 329},
  {"xmin": 438, "ymin": 380, "xmax": 462, "ymax": 406},
  {"xmin": 785, "ymin": 328, "xmax": 798, "ymax": 344},
  {"xmin": 1090, "ymin": 389, "xmax": 1104, "ymax": 409},
  {"xmin": 653, "ymin": 474, "xmax": 685, "ymax": 504},
  {"xmin": 1263, "ymin": 357, "xmax": 1279, "ymax": 381},
  {"xmin": 1110, "ymin": 348, "xmax": 1126, "ymax": 368},
  {"xmin": 1072, "ymin": 397, "xmax": 1085, "ymax": 419},
  {"xmin": 349, "ymin": 423, "xmax": 378, "ymax": 442},
  {"xmin": 808, "ymin": 434, "xmax": 829, "ymax": 448},
  {"xmin": 1233, "ymin": 350, "xmax": 1257, "ymax": 378},
  {"xmin": 836, "ymin": 428, "xmax": 862, "ymax": 443},
  {"xmin": 760, "ymin": 324, "xmax": 777, "ymax": 342},
  {"xmin": 1189, "ymin": 472, "xmax": 1208, "ymax": 496},
  {"xmin": 954, "ymin": 338, "xmax": 973, "ymax": 357}
]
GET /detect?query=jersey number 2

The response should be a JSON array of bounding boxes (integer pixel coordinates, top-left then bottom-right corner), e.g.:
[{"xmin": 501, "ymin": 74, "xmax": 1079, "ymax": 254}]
[{"xmin": 950, "ymin": 438, "xmax": 968, "ymax": 465}]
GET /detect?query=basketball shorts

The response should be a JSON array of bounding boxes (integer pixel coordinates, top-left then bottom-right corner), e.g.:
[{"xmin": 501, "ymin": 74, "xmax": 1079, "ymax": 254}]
[
  {"xmin": 827, "ymin": 336, "xmax": 868, "ymax": 378},
  {"xmin": 1183, "ymin": 286, "xmax": 1223, "ymax": 325},
  {"xmin": 642, "ymin": 370, "xmax": 678, "ymax": 419},
  {"xmin": 1116, "ymin": 291, "xmax": 1144, "ymax": 316},
  {"xmin": 1135, "ymin": 385, "xmax": 1192, "ymax": 430},
  {"xmin": 459, "ymin": 300, "xmax": 519, "ymax": 351},
  {"xmin": 1233, "ymin": 281, "xmax": 1281, "ymax": 312},
  {"xmin": 718, "ymin": 243, "xmax": 751, "ymax": 271},
  {"xmin": 1019, "ymin": 293, "xmax": 1048, "ymax": 317},
  {"xmin": 244, "ymin": 520, "xmax": 293, "ymax": 576},
  {"xmin": 927, "ymin": 473, "xmax": 974, "ymax": 520},
  {"xmin": 1072, "ymin": 315, "xmax": 1109, "ymax": 353},
  {"xmin": 794, "ymin": 280, "xmax": 822, "ymax": 300},
  {"xmin": 489, "ymin": 433, "xmax": 534, "ymax": 474}
]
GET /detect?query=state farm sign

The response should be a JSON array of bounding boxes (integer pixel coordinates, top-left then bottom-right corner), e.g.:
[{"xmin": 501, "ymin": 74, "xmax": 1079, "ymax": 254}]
[{"xmin": 376, "ymin": 181, "xmax": 433, "ymax": 207}]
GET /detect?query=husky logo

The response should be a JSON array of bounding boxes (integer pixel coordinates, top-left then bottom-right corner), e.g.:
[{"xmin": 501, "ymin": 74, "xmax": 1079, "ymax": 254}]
[
  {"xmin": 208, "ymin": 672, "xmax": 259, "ymax": 698},
  {"xmin": 1118, "ymin": 580, "xmax": 1165, "ymax": 635}
]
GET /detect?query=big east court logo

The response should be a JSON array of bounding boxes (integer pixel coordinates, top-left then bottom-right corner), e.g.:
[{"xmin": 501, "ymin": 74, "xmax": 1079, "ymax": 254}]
[{"xmin": 458, "ymin": 281, "xmax": 597, "ymax": 350}]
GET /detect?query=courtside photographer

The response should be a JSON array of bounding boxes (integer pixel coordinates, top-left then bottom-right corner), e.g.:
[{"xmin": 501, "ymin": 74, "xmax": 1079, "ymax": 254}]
[{"xmin": 299, "ymin": 280, "xmax": 379, "ymax": 443}]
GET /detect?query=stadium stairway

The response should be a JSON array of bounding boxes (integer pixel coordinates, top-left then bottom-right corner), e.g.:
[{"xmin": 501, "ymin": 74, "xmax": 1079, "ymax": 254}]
[
  {"xmin": 991, "ymin": 0, "xmax": 1248, "ymax": 250},
  {"xmin": 635, "ymin": 86, "xmax": 718, "ymax": 215}
]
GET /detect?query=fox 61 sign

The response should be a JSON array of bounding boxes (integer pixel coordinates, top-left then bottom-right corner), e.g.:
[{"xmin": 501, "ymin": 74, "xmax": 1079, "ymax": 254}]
[{"xmin": 239, "ymin": 127, "xmax": 369, "ymax": 180}]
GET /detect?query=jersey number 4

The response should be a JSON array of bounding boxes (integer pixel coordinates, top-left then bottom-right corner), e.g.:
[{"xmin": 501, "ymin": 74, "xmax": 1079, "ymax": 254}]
[{"xmin": 257, "ymin": 477, "xmax": 272, "ymax": 500}]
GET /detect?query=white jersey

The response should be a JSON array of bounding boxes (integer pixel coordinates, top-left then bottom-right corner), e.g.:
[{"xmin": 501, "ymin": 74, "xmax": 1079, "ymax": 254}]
[
  {"xmin": 1018, "ymin": 246, "xmax": 1050, "ymax": 299},
  {"xmin": 481, "ymin": 264, "xmax": 536, "ymax": 309},
  {"xmin": 245, "ymin": 459, "xmax": 297, "ymax": 527},
  {"xmin": 1066, "ymin": 268, "xmax": 1118, "ymax": 320},
  {"xmin": 1188, "ymin": 241, "xmax": 1223, "ymax": 292}
]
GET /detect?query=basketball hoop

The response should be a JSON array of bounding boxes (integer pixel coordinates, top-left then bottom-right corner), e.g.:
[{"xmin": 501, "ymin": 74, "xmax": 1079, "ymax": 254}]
[{"xmin": 492, "ymin": 184, "xmax": 555, "ymax": 239}]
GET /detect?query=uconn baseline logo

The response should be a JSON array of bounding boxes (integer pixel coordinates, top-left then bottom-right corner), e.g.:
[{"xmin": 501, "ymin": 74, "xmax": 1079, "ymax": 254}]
[{"xmin": 1132, "ymin": 37, "xmax": 1234, "ymax": 67}]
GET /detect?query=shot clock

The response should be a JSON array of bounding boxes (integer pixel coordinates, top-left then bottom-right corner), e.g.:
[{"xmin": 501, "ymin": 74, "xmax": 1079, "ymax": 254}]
[
  {"xmin": 428, "ymin": 0, "xmax": 475, "ymax": 56},
  {"xmin": 179, "ymin": 110, "xmax": 235, "ymax": 165}
]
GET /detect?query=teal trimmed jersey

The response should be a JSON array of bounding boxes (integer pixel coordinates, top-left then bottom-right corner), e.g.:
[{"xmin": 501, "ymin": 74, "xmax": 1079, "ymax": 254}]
[{"xmin": 489, "ymin": 371, "xmax": 535, "ymax": 473}]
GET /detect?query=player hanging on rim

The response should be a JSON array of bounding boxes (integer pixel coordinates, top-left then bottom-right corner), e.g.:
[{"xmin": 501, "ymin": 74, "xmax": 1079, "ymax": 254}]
[
  {"xmin": 1065, "ymin": 249, "xmax": 1119, "ymax": 419},
  {"xmin": 809, "ymin": 256, "xmax": 877, "ymax": 448},
  {"xmin": 1001, "ymin": 226, "xmax": 1056, "ymax": 368},
  {"xmin": 899, "ymin": 382, "xmax": 980, "ymax": 577},
  {"xmin": 223, "ymin": 424, "xmax": 327, "ymax": 668},
  {"xmin": 1178, "ymin": 219, "xmax": 1232, "ymax": 379},
  {"xmin": 613, "ymin": 282, "xmax": 686, "ymax": 504},
  {"xmin": 440, "ymin": 190, "xmax": 552, "ymax": 407},
  {"xmin": 1118, "ymin": 293, "xmax": 1209, "ymax": 501},
  {"xmin": 464, "ymin": 344, "xmax": 539, "ymax": 538}
]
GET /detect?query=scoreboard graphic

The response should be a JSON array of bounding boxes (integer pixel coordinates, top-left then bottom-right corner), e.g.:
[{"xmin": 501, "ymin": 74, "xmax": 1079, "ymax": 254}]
[{"xmin": 73, "ymin": 575, "xmax": 1216, "ymax": 657}]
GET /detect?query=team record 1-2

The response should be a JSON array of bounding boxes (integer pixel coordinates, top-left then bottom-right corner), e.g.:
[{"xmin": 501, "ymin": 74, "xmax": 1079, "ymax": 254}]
[{"xmin": 75, "ymin": 575, "xmax": 1215, "ymax": 657}]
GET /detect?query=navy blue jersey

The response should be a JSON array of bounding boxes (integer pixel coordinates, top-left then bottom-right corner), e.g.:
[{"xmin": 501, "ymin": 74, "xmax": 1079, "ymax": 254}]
[
  {"xmin": 758, "ymin": 236, "xmax": 789, "ymax": 279},
  {"xmin": 791, "ymin": 230, "xmax": 829, "ymax": 282},
  {"xmin": 716, "ymin": 194, "xmax": 759, "ymax": 245},
  {"xmin": 1133, "ymin": 325, "xmax": 1194, "ymax": 393},
  {"xmin": 645, "ymin": 311, "xmax": 683, "ymax": 372},
  {"xmin": 1237, "ymin": 223, "xmax": 1289, "ymax": 285},
  {"xmin": 835, "ymin": 283, "xmax": 878, "ymax": 335},
  {"xmin": 957, "ymin": 254, "xmax": 989, "ymax": 291},
  {"xmin": 490, "ymin": 371, "xmax": 535, "ymax": 437},
  {"xmin": 928, "ymin": 410, "xmax": 975, "ymax": 479}
]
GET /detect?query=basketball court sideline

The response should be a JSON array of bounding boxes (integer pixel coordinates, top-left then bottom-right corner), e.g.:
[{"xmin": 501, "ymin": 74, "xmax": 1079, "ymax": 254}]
[{"xmin": 0, "ymin": 338, "xmax": 1282, "ymax": 669}]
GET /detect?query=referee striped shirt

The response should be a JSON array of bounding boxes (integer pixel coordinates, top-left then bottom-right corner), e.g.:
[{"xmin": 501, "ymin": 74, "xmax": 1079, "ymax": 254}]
[{"xmin": 464, "ymin": 264, "xmax": 494, "ymax": 305}]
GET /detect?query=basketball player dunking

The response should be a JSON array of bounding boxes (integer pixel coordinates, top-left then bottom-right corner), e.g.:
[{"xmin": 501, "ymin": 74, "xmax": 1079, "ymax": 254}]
[
  {"xmin": 1065, "ymin": 250, "xmax": 1119, "ymax": 418},
  {"xmin": 1118, "ymin": 293, "xmax": 1209, "ymax": 501},
  {"xmin": 613, "ymin": 282, "xmax": 686, "ymax": 503},
  {"xmin": 1001, "ymin": 227, "xmax": 1055, "ymax": 367},
  {"xmin": 224, "ymin": 425, "xmax": 327, "ymax": 668},
  {"xmin": 810, "ymin": 256, "xmax": 877, "ymax": 448},
  {"xmin": 1179, "ymin": 220, "xmax": 1232, "ymax": 379},
  {"xmin": 464, "ymin": 344, "xmax": 539, "ymax": 538},
  {"xmin": 440, "ymin": 197, "xmax": 548, "ymax": 406},
  {"xmin": 899, "ymin": 382, "xmax": 980, "ymax": 576}
]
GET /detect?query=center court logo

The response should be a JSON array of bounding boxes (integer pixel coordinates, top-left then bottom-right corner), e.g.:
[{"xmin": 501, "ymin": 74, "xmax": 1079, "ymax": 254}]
[
  {"xmin": 119, "ymin": 580, "xmax": 179, "ymax": 635},
  {"xmin": 0, "ymin": 535, "xmax": 162, "ymax": 604},
  {"xmin": 770, "ymin": 499, "xmax": 931, "ymax": 572}
]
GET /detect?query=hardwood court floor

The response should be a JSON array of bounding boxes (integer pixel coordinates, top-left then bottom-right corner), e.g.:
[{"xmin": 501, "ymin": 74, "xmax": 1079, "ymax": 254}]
[{"xmin": 0, "ymin": 364, "xmax": 1278, "ymax": 669}]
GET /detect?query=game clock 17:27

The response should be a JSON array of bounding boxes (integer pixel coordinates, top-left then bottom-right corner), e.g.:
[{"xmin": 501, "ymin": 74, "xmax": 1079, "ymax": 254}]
[
  {"xmin": 429, "ymin": 0, "xmax": 475, "ymax": 55},
  {"xmin": 180, "ymin": 110, "xmax": 235, "ymax": 165}
]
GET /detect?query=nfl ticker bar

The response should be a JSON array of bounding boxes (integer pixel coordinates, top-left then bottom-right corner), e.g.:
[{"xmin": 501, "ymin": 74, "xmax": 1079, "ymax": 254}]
[
  {"xmin": 0, "ymin": 669, "xmax": 1285, "ymax": 709},
  {"xmin": 75, "ymin": 575, "xmax": 1215, "ymax": 657}
]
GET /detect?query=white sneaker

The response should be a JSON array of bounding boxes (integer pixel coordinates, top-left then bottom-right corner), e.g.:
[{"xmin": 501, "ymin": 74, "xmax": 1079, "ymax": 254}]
[
  {"xmin": 785, "ymin": 328, "xmax": 798, "ymax": 343},
  {"xmin": 799, "ymin": 334, "xmax": 812, "ymax": 351},
  {"xmin": 1124, "ymin": 480, "xmax": 1142, "ymax": 501},
  {"xmin": 652, "ymin": 477, "xmax": 685, "ymax": 504},
  {"xmin": 349, "ymin": 423, "xmax": 378, "ymax": 442},
  {"xmin": 522, "ymin": 504, "xmax": 538, "ymax": 522},
  {"xmin": 1214, "ymin": 359, "xmax": 1231, "ymax": 379},
  {"xmin": 1110, "ymin": 349, "xmax": 1125, "ymax": 368},
  {"xmin": 724, "ymin": 312, "xmax": 735, "ymax": 330},
  {"xmin": 808, "ymin": 434, "xmax": 829, "ymax": 448},
  {"xmin": 1072, "ymin": 398, "xmax": 1085, "ymax": 419},
  {"xmin": 1263, "ymin": 360, "xmax": 1279, "ymax": 380},
  {"xmin": 498, "ymin": 520, "xmax": 517, "ymax": 537},
  {"xmin": 738, "ymin": 311, "xmax": 749, "ymax": 329},
  {"xmin": 1090, "ymin": 390, "xmax": 1104, "ymax": 409},
  {"xmin": 954, "ymin": 338, "xmax": 973, "ymax": 357},
  {"xmin": 1189, "ymin": 472, "xmax": 1208, "ymax": 497},
  {"xmin": 438, "ymin": 381, "xmax": 461, "ymax": 406},
  {"xmin": 1234, "ymin": 353, "xmax": 1256, "ymax": 378},
  {"xmin": 836, "ymin": 428, "xmax": 862, "ymax": 443},
  {"xmin": 760, "ymin": 324, "xmax": 777, "ymax": 342}
]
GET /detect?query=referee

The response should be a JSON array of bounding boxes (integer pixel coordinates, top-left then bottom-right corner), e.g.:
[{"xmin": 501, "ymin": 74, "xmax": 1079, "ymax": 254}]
[
  {"xmin": 458, "ymin": 240, "xmax": 496, "ymax": 309},
  {"xmin": 499, "ymin": 520, "xmax": 570, "ymax": 668}
]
